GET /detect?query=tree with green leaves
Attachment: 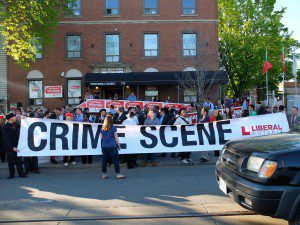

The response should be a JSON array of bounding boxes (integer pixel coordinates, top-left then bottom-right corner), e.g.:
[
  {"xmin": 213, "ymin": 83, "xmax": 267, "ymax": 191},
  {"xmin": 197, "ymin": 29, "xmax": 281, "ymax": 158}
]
[
  {"xmin": 0, "ymin": 0, "xmax": 76, "ymax": 68},
  {"xmin": 218, "ymin": 0, "xmax": 299, "ymax": 99}
]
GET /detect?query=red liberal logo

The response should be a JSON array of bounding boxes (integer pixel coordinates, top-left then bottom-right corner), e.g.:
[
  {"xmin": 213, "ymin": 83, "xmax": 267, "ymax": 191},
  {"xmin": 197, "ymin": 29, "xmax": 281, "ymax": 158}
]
[{"xmin": 241, "ymin": 126, "xmax": 250, "ymax": 136}]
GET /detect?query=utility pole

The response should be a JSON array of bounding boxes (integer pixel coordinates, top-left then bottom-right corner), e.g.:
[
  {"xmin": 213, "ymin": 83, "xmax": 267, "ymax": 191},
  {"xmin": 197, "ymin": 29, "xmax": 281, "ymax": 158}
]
[{"xmin": 265, "ymin": 48, "xmax": 269, "ymax": 106}]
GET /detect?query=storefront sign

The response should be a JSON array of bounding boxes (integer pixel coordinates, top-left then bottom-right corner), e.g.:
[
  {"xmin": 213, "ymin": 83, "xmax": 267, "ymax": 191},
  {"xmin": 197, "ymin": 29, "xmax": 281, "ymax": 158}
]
[
  {"xmin": 164, "ymin": 103, "xmax": 184, "ymax": 110},
  {"xmin": 105, "ymin": 100, "xmax": 125, "ymax": 109},
  {"xmin": 44, "ymin": 86, "xmax": 63, "ymax": 98},
  {"xmin": 87, "ymin": 100, "xmax": 105, "ymax": 113},
  {"xmin": 144, "ymin": 102, "xmax": 163, "ymax": 109},
  {"xmin": 125, "ymin": 101, "xmax": 144, "ymax": 109},
  {"xmin": 90, "ymin": 82, "xmax": 116, "ymax": 86}
]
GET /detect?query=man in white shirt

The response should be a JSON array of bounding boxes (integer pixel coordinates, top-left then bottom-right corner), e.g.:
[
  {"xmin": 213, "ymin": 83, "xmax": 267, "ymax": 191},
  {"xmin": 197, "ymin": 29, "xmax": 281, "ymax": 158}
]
[{"xmin": 174, "ymin": 109, "xmax": 192, "ymax": 164}]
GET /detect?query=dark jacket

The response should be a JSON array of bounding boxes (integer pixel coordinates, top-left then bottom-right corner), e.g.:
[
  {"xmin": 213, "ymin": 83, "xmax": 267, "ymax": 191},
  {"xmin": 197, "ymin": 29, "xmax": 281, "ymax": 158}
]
[
  {"xmin": 2, "ymin": 122, "xmax": 20, "ymax": 153},
  {"xmin": 161, "ymin": 114, "xmax": 172, "ymax": 125},
  {"xmin": 0, "ymin": 124, "xmax": 3, "ymax": 152},
  {"xmin": 138, "ymin": 111, "xmax": 148, "ymax": 125},
  {"xmin": 201, "ymin": 115, "xmax": 210, "ymax": 123},
  {"xmin": 113, "ymin": 112, "xmax": 127, "ymax": 124}
]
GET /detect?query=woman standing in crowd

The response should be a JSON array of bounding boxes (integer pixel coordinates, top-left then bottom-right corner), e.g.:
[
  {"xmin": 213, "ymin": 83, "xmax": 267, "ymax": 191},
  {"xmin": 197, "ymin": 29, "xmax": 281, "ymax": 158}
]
[
  {"xmin": 223, "ymin": 107, "xmax": 232, "ymax": 120},
  {"xmin": 100, "ymin": 114, "xmax": 125, "ymax": 179}
]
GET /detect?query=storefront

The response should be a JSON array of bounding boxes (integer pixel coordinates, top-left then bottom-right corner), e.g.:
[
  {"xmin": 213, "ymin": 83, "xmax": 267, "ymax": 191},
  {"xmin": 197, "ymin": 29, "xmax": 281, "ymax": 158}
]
[{"xmin": 84, "ymin": 71, "xmax": 227, "ymax": 102}]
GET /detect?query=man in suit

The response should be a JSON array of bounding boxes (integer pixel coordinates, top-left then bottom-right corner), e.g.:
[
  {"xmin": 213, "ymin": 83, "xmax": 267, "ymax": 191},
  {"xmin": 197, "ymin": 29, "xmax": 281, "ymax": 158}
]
[
  {"xmin": 287, "ymin": 107, "xmax": 300, "ymax": 128},
  {"xmin": 95, "ymin": 109, "xmax": 107, "ymax": 123},
  {"xmin": 113, "ymin": 107, "xmax": 127, "ymax": 163},
  {"xmin": 159, "ymin": 107, "xmax": 172, "ymax": 125},
  {"xmin": 158, "ymin": 107, "xmax": 173, "ymax": 157},
  {"xmin": 113, "ymin": 107, "xmax": 127, "ymax": 124},
  {"xmin": 2, "ymin": 113, "xmax": 27, "ymax": 179}
]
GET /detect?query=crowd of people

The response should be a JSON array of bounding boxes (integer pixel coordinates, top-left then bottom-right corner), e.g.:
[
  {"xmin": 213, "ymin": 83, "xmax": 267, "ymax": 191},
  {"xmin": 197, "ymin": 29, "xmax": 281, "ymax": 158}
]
[{"xmin": 0, "ymin": 95, "xmax": 299, "ymax": 180}]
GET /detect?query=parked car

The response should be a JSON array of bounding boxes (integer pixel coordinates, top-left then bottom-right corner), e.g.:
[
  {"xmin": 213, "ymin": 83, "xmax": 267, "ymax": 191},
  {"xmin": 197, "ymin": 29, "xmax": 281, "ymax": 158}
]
[{"xmin": 215, "ymin": 122, "xmax": 300, "ymax": 225}]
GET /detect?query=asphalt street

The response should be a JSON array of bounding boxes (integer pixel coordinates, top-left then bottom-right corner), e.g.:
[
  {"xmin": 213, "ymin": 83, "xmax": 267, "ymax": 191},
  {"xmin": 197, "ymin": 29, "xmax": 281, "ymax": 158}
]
[{"xmin": 0, "ymin": 156, "xmax": 287, "ymax": 225}]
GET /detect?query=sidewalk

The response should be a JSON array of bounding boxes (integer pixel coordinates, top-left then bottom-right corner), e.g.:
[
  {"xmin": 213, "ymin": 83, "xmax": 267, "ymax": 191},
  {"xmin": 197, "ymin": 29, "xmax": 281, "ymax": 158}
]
[{"xmin": 0, "ymin": 153, "xmax": 219, "ymax": 170}]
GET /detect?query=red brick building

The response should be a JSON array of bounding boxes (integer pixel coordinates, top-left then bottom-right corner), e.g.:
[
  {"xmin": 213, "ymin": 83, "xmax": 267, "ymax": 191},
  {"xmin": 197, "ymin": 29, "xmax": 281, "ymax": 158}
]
[{"xmin": 7, "ymin": 0, "xmax": 224, "ymax": 110}]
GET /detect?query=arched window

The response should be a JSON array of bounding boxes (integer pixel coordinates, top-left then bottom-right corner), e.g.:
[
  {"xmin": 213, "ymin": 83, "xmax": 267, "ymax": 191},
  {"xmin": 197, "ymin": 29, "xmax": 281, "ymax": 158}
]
[
  {"xmin": 27, "ymin": 70, "xmax": 44, "ymax": 106},
  {"xmin": 183, "ymin": 67, "xmax": 197, "ymax": 72},
  {"xmin": 66, "ymin": 69, "xmax": 82, "ymax": 105},
  {"xmin": 144, "ymin": 68, "xmax": 158, "ymax": 72}
]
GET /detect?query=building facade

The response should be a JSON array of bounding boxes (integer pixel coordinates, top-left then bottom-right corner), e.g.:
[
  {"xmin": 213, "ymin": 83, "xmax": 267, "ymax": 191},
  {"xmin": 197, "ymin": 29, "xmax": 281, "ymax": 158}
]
[
  {"xmin": 0, "ymin": 34, "xmax": 8, "ymax": 113},
  {"xmin": 7, "ymin": 0, "xmax": 223, "ymax": 110}
]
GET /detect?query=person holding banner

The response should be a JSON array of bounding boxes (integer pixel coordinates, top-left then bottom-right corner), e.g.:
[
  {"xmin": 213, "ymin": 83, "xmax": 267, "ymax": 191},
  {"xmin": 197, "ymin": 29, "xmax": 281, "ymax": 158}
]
[
  {"xmin": 142, "ymin": 109, "xmax": 159, "ymax": 167},
  {"xmin": 122, "ymin": 112, "xmax": 138, "ymax": 169},
  {"xmin": 63, "ymin": 113, "xmax": 77, "ymax": 167},
  {"xmin": 23, "ymin": 113, "xmax": 40, "ymax": 174},
  {"xmin": 82, "ymin": 114, "xmax": 93, "ymax": 164},
  {"xmin": 248, "ymin": 104, "xmax": 257, "ymax": 117},
  {"xmin": 100, "ymin": 115, "xmax": 125, "ymax": 179},
  {"xmin": 174, "ymin": 108, "xmax": 193, "ymax": 164},
  {"xmin": 2, "ymin": 113, "xmax": 27, "ymax": 179},
  {"xmin": 199, "ymin": 108, "xmax": 210, "ymax": 163},
  {"xmin": 114, "ymin": 107, "xmax": 127, "ymax": 124}
]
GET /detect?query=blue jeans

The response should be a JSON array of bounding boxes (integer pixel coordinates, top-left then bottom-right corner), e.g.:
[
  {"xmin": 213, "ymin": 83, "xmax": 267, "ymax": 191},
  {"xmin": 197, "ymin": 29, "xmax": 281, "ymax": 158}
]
[
  {"xmin": 101, "ymin": 147, "xmax": 120, "ymax": 174},
  {"xmin": 143, "ymin": 153, "xmax": 156, "ymax": 162}
]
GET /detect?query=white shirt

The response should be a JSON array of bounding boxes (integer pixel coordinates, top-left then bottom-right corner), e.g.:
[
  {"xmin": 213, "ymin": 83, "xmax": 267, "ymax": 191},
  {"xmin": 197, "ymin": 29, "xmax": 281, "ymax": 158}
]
[
  {"xmin": 126, "ymin": 114, "xmax": 139, "ymax": 124},
  {"xmin": 122, "ymin": 117, "xmax": 138, "ymax": 125},
  {"xmin": 174, "ymin": 116, "xmax": 192, "ymax": 125}
]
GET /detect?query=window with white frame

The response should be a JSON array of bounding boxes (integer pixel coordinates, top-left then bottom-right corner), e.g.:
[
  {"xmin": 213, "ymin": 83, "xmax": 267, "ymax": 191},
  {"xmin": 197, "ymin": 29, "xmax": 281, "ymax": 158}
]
[
  {"xmin": 35, "ymin": 43, "xmax": 42, "ymax": 59},
  {"xmin": 105, "ymin": 34, "xmax": 120, "ymax": 62},
  {"xmin": 182, "ymin": 33, "xmax": 196, "ymax": 56},
  {"xmin": 28, "ymin": 80, "xmax": 43, "ymax": 106},
  {"xmin": 105, "ymin": 0, "xmax": 119, "ymax": 15},
  {"xmin": 144, "ymin": 0, "xmax": 158, "ymax": 15},
  {"xmin": 66, "ymin": 34, "xmax": 82, "ymax": 58},
  {"xmin": 144, "ymin": 34, "xmax": 158, "ymax": 57},
  {"xmin": 182, "ymin": 0, "xmax": 196, "ymax": 15},
  {"xmin": 68, "ymin": 0, "xmax": 81, "ymax": 16},
  {"xmin": 184, "ymin": 89, "xmax": 197, "ymax": 103},
  {"xmin": 67, "ymin": 80, "xmax": 82, "ymax": 105}
]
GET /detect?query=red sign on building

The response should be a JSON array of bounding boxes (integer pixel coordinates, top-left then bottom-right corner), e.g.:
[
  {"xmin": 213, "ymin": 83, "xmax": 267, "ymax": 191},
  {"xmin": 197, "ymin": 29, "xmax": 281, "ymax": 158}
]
[
  {"xmin": 125, "ymin": 101, "xmax": 144, "ymax": 109},
  {"xmin": 105, "ymin": 100, "xmax": 125, "ymax": 109},
  {"xmin": 44, "ymin": 86, "xmax": 63, "ymax": 98}
]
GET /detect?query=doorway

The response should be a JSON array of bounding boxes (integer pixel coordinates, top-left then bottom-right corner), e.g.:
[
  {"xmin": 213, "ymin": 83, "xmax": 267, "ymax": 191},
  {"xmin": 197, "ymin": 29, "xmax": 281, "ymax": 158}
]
[{"xmin": 103, "ymin": 86, "xmax": 124, "ymax": 100}]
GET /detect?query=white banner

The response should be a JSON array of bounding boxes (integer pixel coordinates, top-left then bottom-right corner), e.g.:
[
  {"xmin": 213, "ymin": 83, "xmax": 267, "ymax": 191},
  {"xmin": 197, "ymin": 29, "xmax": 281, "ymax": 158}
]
[{"xmin": 18, "ymin": 113, "xmax": 289, "ymax": 157}]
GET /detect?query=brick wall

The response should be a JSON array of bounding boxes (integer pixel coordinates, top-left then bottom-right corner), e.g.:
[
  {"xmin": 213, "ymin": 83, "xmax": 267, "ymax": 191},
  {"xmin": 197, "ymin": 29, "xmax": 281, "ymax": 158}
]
[{"xmin": 7, "ymin": 0, "xmax": 219, "ymax": 109}]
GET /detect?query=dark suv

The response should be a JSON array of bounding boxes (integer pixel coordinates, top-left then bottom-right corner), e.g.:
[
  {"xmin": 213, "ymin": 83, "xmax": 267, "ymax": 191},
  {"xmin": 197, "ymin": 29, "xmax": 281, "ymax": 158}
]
[{"xmin": 215, "ymin": 122, "xmax": 300, "ymax": 225}]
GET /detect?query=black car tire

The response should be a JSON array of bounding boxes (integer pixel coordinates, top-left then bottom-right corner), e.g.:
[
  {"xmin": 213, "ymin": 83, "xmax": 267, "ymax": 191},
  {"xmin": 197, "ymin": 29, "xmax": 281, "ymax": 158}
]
[{"xmin": 289, "ymin": 207, "xmax": 300, "ymax": 225}]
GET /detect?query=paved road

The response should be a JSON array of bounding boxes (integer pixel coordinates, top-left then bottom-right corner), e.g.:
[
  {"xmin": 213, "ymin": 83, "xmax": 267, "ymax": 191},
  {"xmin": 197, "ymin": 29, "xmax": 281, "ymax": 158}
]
[{"xmin": 0, "ymin": 158, "xmax": 287, "ymax": 225}]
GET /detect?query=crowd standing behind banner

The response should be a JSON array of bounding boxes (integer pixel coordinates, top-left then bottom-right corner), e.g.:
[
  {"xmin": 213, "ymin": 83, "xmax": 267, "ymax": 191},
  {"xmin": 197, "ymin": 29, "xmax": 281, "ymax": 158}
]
[{"xmin": 0, "ymin": 94, "xmax": 299, "ymax": 180}]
